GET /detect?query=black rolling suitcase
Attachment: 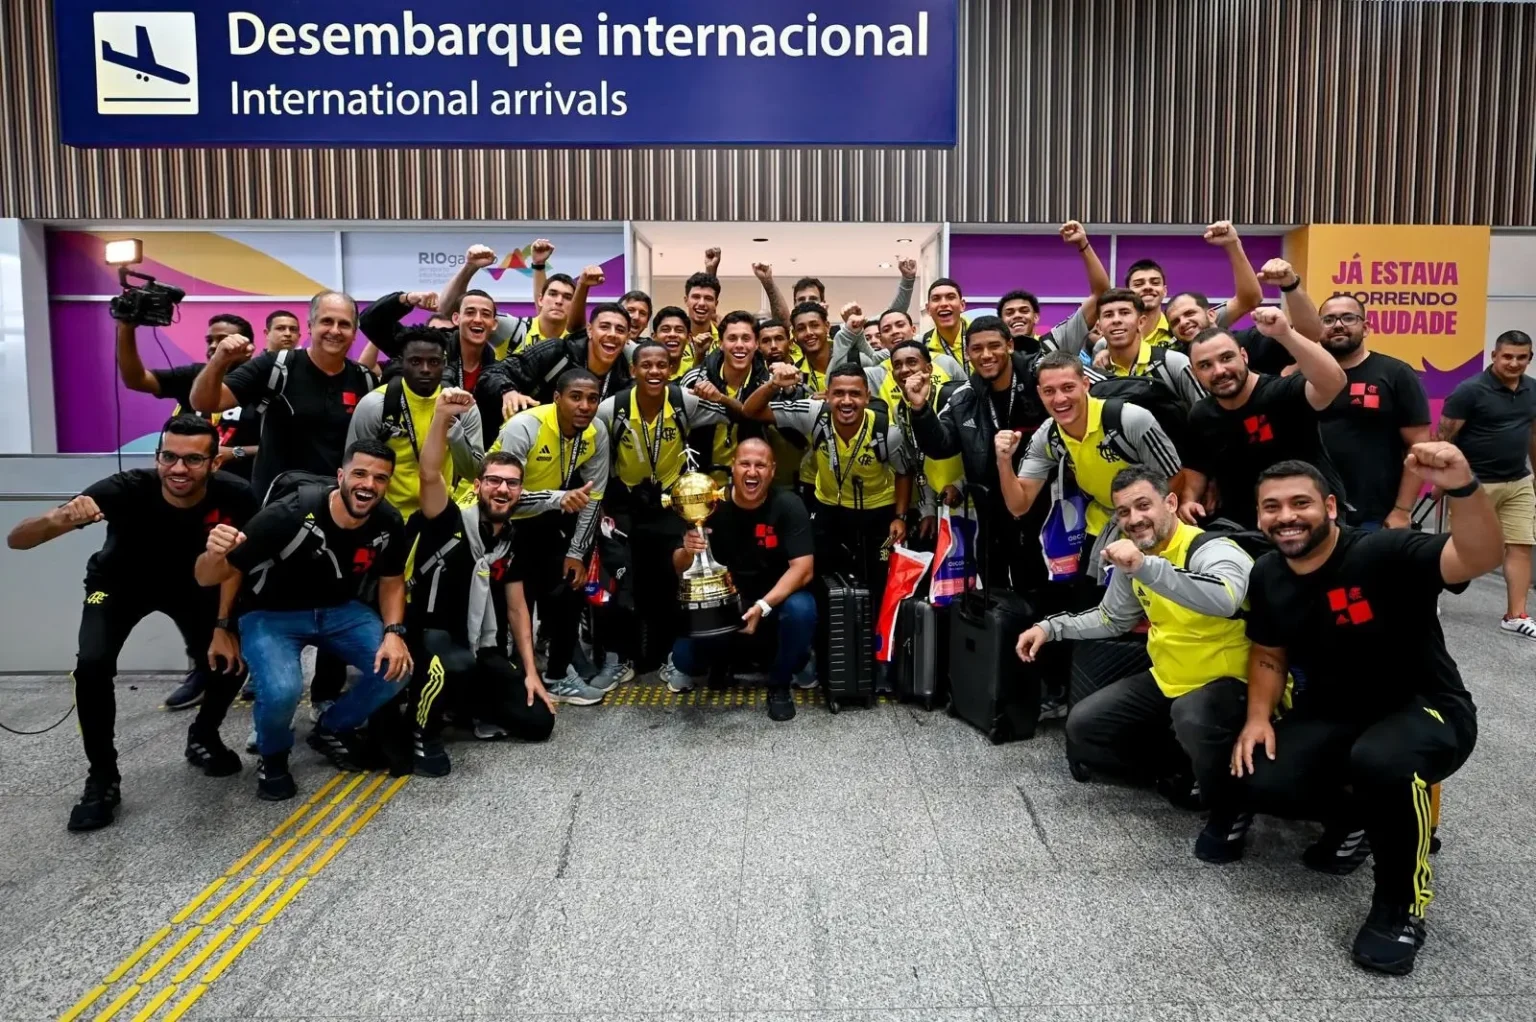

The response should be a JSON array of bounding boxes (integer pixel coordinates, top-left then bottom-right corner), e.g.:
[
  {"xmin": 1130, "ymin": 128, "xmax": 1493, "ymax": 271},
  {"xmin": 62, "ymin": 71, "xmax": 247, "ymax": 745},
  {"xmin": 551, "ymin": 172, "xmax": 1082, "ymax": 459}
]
[
  {"xmin": 894, "ymin": 599, "xmax": 947, "ymax": 711},
  {"xmin": 948, "ymin": 589, "xmax": 1040, "ymax": 743},
  {"xmin": 1065, "ymin": 630, "xmax": 1153, "ymax": 780},
  {"xmin": 823, "ymin": 573, "xmax": 876, "ymax": 712}
]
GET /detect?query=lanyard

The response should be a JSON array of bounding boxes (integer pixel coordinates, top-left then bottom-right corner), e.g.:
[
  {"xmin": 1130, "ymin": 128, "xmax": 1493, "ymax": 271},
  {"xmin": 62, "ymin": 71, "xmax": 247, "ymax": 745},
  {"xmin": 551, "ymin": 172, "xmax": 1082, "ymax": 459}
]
[
  {"xmin": 827, "ymin": 412, "xmax": 872, "ymax": 497},
  {"xmin": 559, "ymin": 431, "xmax": 584, "ymax": 487},
  {"xmin": 636, "ymin": 404, "xmax": 666, "ymax": 481},
  {"xmin": 985, "ymin": 383, "xmax": 1016, "ymax": 433}
]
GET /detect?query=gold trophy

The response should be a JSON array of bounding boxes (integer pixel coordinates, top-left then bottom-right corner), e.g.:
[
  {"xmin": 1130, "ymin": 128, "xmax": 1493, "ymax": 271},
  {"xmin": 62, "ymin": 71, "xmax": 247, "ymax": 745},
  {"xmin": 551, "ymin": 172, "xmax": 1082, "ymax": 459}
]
[{"xmin": 662, "ymin": 471, "xmax": 743, "ymax": 637}]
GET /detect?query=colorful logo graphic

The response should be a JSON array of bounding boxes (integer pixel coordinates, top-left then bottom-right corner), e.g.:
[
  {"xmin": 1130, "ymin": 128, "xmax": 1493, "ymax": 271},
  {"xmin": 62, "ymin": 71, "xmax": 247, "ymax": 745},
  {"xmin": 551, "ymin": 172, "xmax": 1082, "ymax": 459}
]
[{"xmin": 486, "ymin": 243, "xmax": 541, "ymax": 281}]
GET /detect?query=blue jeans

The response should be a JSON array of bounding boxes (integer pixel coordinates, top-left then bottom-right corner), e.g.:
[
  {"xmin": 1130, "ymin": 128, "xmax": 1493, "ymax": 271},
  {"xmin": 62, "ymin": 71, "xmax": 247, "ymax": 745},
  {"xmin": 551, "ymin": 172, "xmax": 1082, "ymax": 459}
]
[
  {"xmin": 671, "ymin": 590, "xmax": 817, "ymax": 686},
  {"xmin": 1355, "ymin": 520, "xmax": 1384, "ymax": 533},
  {"xmin": 241, "ymin": 601, "xmax": 405, "ymax": 757}
]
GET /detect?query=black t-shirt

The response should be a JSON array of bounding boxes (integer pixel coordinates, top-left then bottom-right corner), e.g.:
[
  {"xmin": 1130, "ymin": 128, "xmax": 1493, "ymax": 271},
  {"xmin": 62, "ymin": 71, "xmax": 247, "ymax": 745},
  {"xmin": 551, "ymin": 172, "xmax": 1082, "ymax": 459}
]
[
  {"xmin": 1228, "ymin": 326, "xmax": 1296, "ymax": 378},
  {"xmin": 1320, "ymin": 352, "xmax": 1431, "ymax": 525},
  {"xmin": 676, "ymin": 489, "xmax": 813, "ymax": 602},
  {"xmin": 1442, "ymin": 368, "xmax": 1536, "ymax": 482},
  {"xmin": 151, "ymin": 363, "xmax": 264, "ymax": 478},
  {"xmin": 1187, "ymin": 372, "xmax": 1348, "ymax": 528},
  {"xmin": 408, "ymin": 502, "xmax": 520, "ymax": 645},
  {"xmin": 79, "ymin": 470, "xmax": 257, "ymax": 593},
  {"xmin": 227, "ymin": 485, "xmax": 407, "ymax": 612},
  {"xmin": 224, "ymin": 350, "xmax": 375, "ymax": 499},
  {"xmin": 1246, "ymin": 528, "xmax": 1472, "ymax": 723}
]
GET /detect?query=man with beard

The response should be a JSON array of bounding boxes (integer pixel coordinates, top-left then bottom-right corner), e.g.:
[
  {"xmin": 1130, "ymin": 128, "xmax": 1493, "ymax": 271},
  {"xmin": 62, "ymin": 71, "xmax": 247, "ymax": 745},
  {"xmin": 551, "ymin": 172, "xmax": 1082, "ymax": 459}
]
[
  {"xmin": 904, "ymin": 317, "xmax": 1063, "ymax": 592},
  {"xmin": 998, "ymin": 352, "xmax": 1184, "ymax": 584},
  {"xmin": 1017, "ymin": 466, "xmax": 1253, "ymax": 805},
  {"xmin": 402, "ymin": 389, "xmax": 557, "ymax": 776},
  {"xmin": 868, "ymin": 341, "xmax": 964, "ymax": 541},
  {"xmin": 591, "ymin": 342, "xmax": 730, "ymax": 685},
  {"xmin": 480, "ymin": 303, "xmax": 634, "ymax": 422},
  {"xmin": 7, "ymin": 416, "xmax": 255, "ymax": 830},
  {"xmin": 746, "ymin": 362, "xmax": 914, "ymax": 613},
  {"xmin": 683, "ymin": 311, "xmax": 774, "ymax": 482},
  {"xmin": 195, "ymin": 439, "xmax": 412, "ymax": 801},
  {"xmin": 666, "ymin": 439, "xmax": 816, "ymax": 720},
  {"xmin": 495, "ymin": 369, "xmax": 612, "ymax": 706},
  {"xmin": 1311, "ymin": 296, "xmax": 1432, "ymax": 531},
  {"xmin": 1164, "ymin": 258, "xmax": 1326, "ymax": 374},
  {"xmin": 1439, "ymin": 330, "xmax": 1536, "ymax": 638},
  {"xmin": 757, "ymin": 317, "xmax": 793, "ymax": 365},
  {"xmin": 1120, "ymin": 222, "xmax": 1264, "ymax": 350},
  {"xmin": 1180, "ymin": 307, "xmax": 1349, "ymax": 528},
  {"xmin": 348, "ymin": 328, "xmax": 486, "ymax": 521},
  {"xmin": 1218, "ymin": 451, "xmax": 1500, "ymax": 976}
]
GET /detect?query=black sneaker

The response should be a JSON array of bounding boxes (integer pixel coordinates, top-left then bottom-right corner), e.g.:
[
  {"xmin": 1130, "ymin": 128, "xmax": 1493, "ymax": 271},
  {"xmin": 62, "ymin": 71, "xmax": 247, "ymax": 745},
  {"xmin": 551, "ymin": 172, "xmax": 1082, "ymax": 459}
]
[
  {"xmin": 1303, "ymin": 824, "xmax": 1371, "ymax": 875},
  {"xmin": 163, "ymin": 671, "xmax": 206, "ymax": 711},
  {"xmin": 766, "ymin": 687, "xmax": 796, "ymax": 722},
  {"xmin": 1351, "ymin": 902, "xmax": 1426, "ymax": 976},
  {"xmin": 413, "ymin": 731, "xmax": 452, "ymax": 777},
  {"xmin": 306, "ymin": 726, "xmax": 365, "ymax": 771},
  {"xmin": 185, "ymin": 726, "xmax": 242, "ymax": 777},
  {"xmin": 66, "ymin": 775, "xmax": 121, "ymax": 832},
  {"xmin": 256, "ymin": 754, "xmax": 297, "ymax": 801},
  {"xmin": 1037, "ymin": 697, "xmax": 1069, "ymax": 722},
  {"xmin": 1156, "ymin": 773, "xmax": 1202, "ymax": 811},
  {"xmin": 1194, "ymin": 811, "xmax": 1253, "ymax": 864}
]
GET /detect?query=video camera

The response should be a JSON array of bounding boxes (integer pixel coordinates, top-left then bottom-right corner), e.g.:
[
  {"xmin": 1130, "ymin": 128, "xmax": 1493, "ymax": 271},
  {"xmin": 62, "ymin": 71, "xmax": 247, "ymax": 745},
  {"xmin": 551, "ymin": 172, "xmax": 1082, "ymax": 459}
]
[{"xmin": 105, "ymin": 239, "xmax": 184, "ymax": 327}]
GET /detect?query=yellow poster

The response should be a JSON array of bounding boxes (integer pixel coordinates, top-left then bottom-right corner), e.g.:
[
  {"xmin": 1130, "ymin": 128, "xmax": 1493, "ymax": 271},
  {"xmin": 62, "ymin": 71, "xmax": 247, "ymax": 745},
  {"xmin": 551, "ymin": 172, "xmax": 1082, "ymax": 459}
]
[{"xmin": 1286, "ymin": 224, "xmax": 1489, "ymax": 398}]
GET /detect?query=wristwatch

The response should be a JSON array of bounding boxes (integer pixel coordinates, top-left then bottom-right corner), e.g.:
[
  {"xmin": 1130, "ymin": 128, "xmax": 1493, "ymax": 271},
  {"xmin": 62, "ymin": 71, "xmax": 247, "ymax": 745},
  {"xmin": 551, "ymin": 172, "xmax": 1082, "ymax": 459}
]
[
  {"xmin": 530, "ymin": 262, "xmax": 548, "ymax": 271},
  {"xmin": 214, "ymin": 617, "xmax": 235, "ymax": 632},
  {"xmin": 754, "ymin": 599, "xmax": 774, "ymax": 618},
  {"xmin": 1443, "ymin": 478, "xmax": 1480, "ymax": 499},
  {"xmin": 1279, "ymin": 276, "xmax": 1302, "ymax": 293},
  {"xmin": 384, "ymin": 623, "xmax": 407, "ymax": 637},
  {"xmin": 230, "ymin": 446, "xmax": 247, "ymax": 460}
]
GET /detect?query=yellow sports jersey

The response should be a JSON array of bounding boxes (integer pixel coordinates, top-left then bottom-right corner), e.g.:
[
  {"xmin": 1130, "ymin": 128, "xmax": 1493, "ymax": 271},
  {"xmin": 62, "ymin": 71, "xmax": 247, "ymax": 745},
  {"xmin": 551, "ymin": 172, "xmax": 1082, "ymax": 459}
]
[
  {"xmin": 502, "ymin": 318, "xmax": 568, "ymax": 360},
  {"xmin": 1132, "ymin": 523, "xmax": 1251, "ymax": 698},
  {"xmin": 1105, "ymin": 339, "xmax": 1158, "ymax": 378},
  {"xmin": 1145, "ymin": 313, "xmax": 1174, "ymax": 349},
  {"xmin": 380, "ymin": 384, "xmax": 445, "ymax": 521},
  {"xmin": 707, "ymin": 377, "xmax": 750, "ymax": 478},
  {"xmin": 1056, "ymin": 397, "xmax": 1136, "ymax": 536},
  {"xmin": 509, "ymin": 404, "xmax": 605, "ymax": 516},
  {"xmin": 881, "ymin": 366, "xmax": 963, "ymax": 494},
  {"xmin": 793, "ymin": 351, "xmax": 832, "ymax": 395},
  {"xmin": 614, "ymin": 388, "xmax": 691, "ymax": 490},
  {"xmin": 670, "ymin": 345, "xmax": 697, "ymax": 381},
  {"xmin": 922, "ymin": 321, "xmax": 970, "ymax": 369}
]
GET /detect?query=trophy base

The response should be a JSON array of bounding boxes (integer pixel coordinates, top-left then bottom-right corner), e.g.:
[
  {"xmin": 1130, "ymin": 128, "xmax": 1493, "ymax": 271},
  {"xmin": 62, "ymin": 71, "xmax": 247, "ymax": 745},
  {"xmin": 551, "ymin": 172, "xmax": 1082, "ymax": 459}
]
[{"xmin": 680, "ymin": 572, "xmax": 743, "ymax": 638}]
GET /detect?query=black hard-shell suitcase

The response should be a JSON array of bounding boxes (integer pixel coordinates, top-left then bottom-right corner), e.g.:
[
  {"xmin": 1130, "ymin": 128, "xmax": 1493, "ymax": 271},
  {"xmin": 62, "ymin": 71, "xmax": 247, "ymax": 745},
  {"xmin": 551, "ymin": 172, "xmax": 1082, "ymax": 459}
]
[
  {"xmin": 895, "ymin": 599, "xmax": 947, "ymax": 711},
  {"xmin": 1065, "ymin": 631, "xmax": 1153, "ymax": 781},
  {"xmin": 947, "ymin": 589, "xmax": 1039, "ymax": 742},
  {"xmin": 823, "ymin": 573, "xmax": 876, "ymax": 712}
]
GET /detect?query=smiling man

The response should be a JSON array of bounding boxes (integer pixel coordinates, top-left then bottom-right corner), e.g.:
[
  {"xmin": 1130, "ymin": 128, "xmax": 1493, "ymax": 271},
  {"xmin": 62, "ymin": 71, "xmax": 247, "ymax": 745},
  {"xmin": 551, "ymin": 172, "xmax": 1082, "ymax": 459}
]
[
  {"xmin": 921, "ymin": 277, "xmax": 969, "ymax": 367},
  {"xmin": 681, "ymin": 310, "xmax": 773, "ymax": 482},
  {"xmin": 647, "ymin": 305, "xmax": 699, "ymax": 381},
  {"xmin": 1015, "ymin": 466, "xmax": 1254, "ymax": 810},
  {"xmin": 481, "ymin": 302, "xmax": 636, "ymax": 420},
  {"xmin": 194, "ymin": 439, "xmax": 412, "ymax": 802}
]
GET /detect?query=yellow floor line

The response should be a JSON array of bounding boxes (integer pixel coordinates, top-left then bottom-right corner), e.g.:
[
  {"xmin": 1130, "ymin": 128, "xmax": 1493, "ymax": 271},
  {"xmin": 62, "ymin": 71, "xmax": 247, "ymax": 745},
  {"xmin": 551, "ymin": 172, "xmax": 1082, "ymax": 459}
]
[
  {"xmin": 305, "ymin": 836, "xmax": 348, "ymax": 875},
  {"xmin": 59, "ymin": 984, "xmax": 108, "ymax": 1022},
  {"xmin": 160, "ymin": 983, "xmax": 207, "ymax": 1022},
  {"xmin": 200, "ymin": 926, "xmax": 263, "ymax": 983},
  {"xmin": 221, "ymin": 838, "xmax": 273, "ymax": 878},
  {"xmin": 126, "ymin": 983, "xmax": 177, "ymax": 1022},
  {"xmin": 90, "ymin": 983, "xmax": 141, "ymax": 1022},
  {"xmin": 102, "ymin": 928, "xmax": 171, "ymax": 984},
  {"xmin": 135, "ymin": 927, "xmax": 202, "ymax": 984},
  {"xmin": 228, "ymin": 878, "xmax": 284, "ymax": 927},
  {"xmin": 169, "ymin": 878, "xmax": 226, "ymax": 925},
  {"xmin": 257, "ymin": 878, "xmax": 308, "ymax": 925},
  {"xmin": 197, "ymin": 877, "xmax": 256, "ymax": 926},
  {"xmin": 170, "ymin": 927, "xmax": 233, "ymax": 984},
  {"xmin": 278, "ymin": 835, "xmax": 326, "ymax": 877}
]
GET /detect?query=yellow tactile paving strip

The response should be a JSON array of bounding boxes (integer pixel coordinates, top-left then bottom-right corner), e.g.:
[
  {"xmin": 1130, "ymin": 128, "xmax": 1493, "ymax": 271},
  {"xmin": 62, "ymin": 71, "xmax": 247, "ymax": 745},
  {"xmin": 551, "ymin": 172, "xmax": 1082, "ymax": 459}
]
[
  {"xmin": 58, "ymin": 771, "xmax": 410, "ymax": 1022},
  {"xmin": 599, "ymin": 682, "xmax": 893, "ymax": 708}
]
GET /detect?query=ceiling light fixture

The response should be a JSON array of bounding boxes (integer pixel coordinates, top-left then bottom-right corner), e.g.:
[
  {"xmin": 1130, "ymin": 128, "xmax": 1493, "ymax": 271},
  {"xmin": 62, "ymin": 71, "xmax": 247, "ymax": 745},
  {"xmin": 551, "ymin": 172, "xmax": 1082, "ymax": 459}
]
[
  {"xmin": 895, "ymin": 237, "xmax": 913, "ymax": 243},
  {"xmin": 752, "ymin": 237, "xmax": 769, "ymax": 242},
  {"xmin": 878, "ymin": 262, "xmax": 892, "ymax": 268}
]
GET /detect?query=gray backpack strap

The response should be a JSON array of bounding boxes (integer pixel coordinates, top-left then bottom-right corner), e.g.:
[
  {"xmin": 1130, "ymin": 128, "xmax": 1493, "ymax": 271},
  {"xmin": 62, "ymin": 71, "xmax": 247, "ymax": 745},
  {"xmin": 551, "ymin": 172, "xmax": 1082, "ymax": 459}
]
[{"xmin": 254, "ymin": 349, "xmax": 292, "ymax": 416}]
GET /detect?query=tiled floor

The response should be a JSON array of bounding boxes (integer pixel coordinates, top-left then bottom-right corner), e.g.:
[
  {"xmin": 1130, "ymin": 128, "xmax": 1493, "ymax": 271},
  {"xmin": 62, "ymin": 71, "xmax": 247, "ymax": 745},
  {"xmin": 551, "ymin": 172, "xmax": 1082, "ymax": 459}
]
[{"xmin": 2, "ymin": 573, "xmax": 1534, "ymax": 1021}]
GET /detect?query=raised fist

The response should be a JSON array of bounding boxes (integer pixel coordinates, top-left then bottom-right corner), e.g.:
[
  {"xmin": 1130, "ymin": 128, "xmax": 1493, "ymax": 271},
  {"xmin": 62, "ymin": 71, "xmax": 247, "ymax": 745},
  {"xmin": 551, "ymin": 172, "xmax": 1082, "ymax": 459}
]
[
  {"xmin": 770, "ymin": 362, "xmax": 802, "ymax": 390},
  {"xmin": 1060, "ymin": 220, "xmax": 1088, "ymax": 247},
  {"xmin": 58, "ymin": 495, "xmax": 104, "ymax": 527},
  {"xmin": 213, "ymin": 335, "xmax": 254, "ymax": 365},
  {"xmin": 1250, "ymin": 306, "xmax": 1291, "ymax": 338},
  {"xmin": 530, "ymin": 239, "xmax": 554, "ymax": 264},
  {"xmin": 581, "ymin": 264, "xmax": 605, "ymax": 286},
  {"xmin": 994, "ymin": 429, "xmax": 1023, "ymax": 460},
  {"xmin": 751, "ymin": 262, "xmax": 774, "ymax": 282},
  {"xmin": 1203, "ymin": 220, "xmax": 1239, "ymax": 247},
  {"xmin": 1257, "ymin": 259, "xmax": 1297, "ymax": 287},
  {"xmin": 437, "ymin": 388, "xmax": 475, "ymax": 417},
  {"xmin": 465, "ymin": 246, "xmax": 497, "ymax": 270},
  {"xmin": 205, "ymin": 523, "xmax": 245, "ymax": 558},
  {"xmin": 897, "ymin": 255, "xmax": 918, "ymax": 279}
]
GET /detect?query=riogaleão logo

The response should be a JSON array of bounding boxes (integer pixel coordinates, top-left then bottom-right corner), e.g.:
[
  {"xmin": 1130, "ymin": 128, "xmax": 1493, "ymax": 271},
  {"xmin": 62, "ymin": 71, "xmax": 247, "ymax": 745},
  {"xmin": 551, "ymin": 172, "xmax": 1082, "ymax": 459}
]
[{"xmin": 486, "ymin": 243, "xmax": 541, "ymax": 281}]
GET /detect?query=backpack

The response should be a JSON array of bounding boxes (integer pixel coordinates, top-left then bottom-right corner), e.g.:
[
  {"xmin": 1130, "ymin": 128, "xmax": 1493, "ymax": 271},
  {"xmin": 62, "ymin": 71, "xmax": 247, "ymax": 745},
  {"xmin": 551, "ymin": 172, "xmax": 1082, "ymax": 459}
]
[
  {"xmin": 1187, "ymin": 516, "xmax": 1274, "ymax": 563},
  {"xmin": 249, "ymin": 473, "xmax": 341, "ymax": 595},
  {"xmin": 381, "ymin": 376, "xmax": 421, "ymax": 460},
  {"xmin": 609, "ymin": 382, "xmax": 692, "ymax": 461},
  {"xmin": 1083, "ymin": 372, "xmax": 1192, "ymax": 460},
  {"xmin": 809, "ymin": 402, "xmax": 892, "ymax": 507},
  {"xmin": 252, "ymin": 349, "xmax": 294, "ymax": 416}
]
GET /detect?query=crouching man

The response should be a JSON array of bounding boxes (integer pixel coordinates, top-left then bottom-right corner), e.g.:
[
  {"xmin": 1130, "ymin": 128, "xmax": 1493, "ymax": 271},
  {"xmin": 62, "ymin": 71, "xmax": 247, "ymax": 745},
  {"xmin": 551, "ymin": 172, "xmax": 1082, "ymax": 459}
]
[
  {"xmin": 667, "ymin": 439, "xmax": 816, "ymax": 722},
  {"xmin": 1015, "ymin": 467, "xmax": 1253, "ymax": 808}
]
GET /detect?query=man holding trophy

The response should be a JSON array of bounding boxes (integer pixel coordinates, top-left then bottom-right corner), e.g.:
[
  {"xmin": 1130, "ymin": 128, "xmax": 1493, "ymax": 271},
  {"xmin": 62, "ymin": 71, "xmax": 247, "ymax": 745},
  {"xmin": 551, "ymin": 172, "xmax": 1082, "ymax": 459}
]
[{"xmin": 666, "ymin": 439, "xmax": 817, "ymax": 721}]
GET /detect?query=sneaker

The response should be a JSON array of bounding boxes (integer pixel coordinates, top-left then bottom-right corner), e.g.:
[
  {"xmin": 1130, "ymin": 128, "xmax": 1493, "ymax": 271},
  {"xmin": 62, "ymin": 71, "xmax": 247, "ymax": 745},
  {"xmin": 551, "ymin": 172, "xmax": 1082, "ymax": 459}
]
[
  {"xmin": 1156, "ymin": 773, "xmax": 1202, "ymax": 811},
  {"xmin": 66, "ymin": 775, "xmax": 121, "ymax": 832},
  {"xmin": 185, "ymin": 726, "xmax": 242, "ymax": 777},
  {"xmin": 1500, "ymin": 615, "xmax": 1536, "ymax": 639},
  {"xmin": 245, "ymin": 726, "xmax": 259, "ymax": 755},
  {"xmin": 766, "ymin": 687, "xmax": 797, "ymax": 722},
  {"xmin": 1038, "ymin": 697, "xmax": 1068, "ymax": 722},
  {"xmin": 1303, "ymin": 825, "xmax": 1372, "ymax": 875},
  {"xmin": 256, "ymin": 754, "xmax": 297, "ymax": 801},
  {"xmin": 1194, "ymin": 811, "xmax": 1253, "ymax": 864},
  {"xmin": 792, "ymin": 656, "xmax": 818, "ymax": 690},
  {"xmin": 473, "ymin": 720, "xmax": 509, "ymax": 741},
  {"xmin": 413, "ymin": 731, "xmax": 451, "ymax": 777},
  {"xmin": 661, "ymin": 656, "xmax": 698, "ymax": 694},
  {"xmin": 306, "ymin": 726, "xmax": 366, "ymax": 771},
  {"xmin": 1351, "ymin": 902, "xmax": 1426, "ymax": 976},
  {"xmin": 163, "ymin": 671, "xmax": 206, "ymax": 711},
  {"xmin": 546, "ymin": 670, "xmax": 607, "ymax": 707},
  {"xmin": 309, "ymin": 699, "xmax": 336, "ymax": 725},
  {"xmin": 590, "ymin": 652, "xmax": 635, "ymax": 693}
]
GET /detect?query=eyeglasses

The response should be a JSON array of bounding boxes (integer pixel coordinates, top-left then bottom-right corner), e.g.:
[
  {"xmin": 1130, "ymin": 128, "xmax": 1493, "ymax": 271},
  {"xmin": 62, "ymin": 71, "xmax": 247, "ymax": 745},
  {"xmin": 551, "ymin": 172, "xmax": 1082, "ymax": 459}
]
[
  {"xmin": 156, "ymin": 451, "xmax": 210, "ymax": 468},
  {"xmin": 481, "ymin": 476, "xmax": 523, "ymax": 491},
  {"xmin": 1320, "ymin": 313, "xmax": 1364, "ymax": 327}
]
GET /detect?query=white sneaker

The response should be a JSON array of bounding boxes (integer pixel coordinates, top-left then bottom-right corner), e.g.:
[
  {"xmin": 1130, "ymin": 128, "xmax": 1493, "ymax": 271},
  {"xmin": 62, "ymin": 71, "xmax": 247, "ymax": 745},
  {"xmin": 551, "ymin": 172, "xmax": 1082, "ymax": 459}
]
[
  {"xmin": 1500, "ymin": 615, "xmax": 1536, "ymax": 639},
  {"xmin": 245, "ymin": 726, "xmax": 258, "ymax": 754},
  {"xmin": 660, "ymin": 655, "xmax": 700, "ymax": 693},
  {"xmin": 591, "ymin": 652, "xmax": 636, "ymax": 693}
]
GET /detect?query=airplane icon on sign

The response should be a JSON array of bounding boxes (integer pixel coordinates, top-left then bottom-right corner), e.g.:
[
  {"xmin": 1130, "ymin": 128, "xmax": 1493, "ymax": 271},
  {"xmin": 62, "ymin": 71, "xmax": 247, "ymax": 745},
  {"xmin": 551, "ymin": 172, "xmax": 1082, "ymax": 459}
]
[{"xmin": 100, "ymin": 25, "xmax": 190, "ymax": 85}]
